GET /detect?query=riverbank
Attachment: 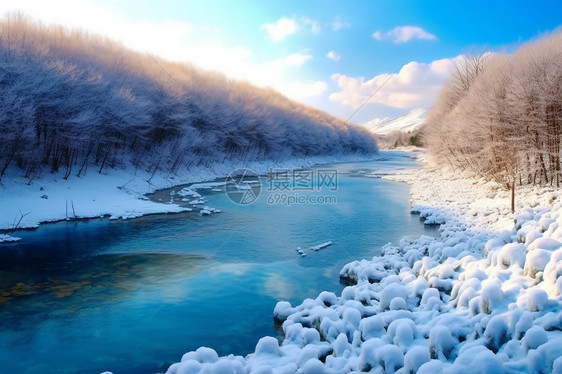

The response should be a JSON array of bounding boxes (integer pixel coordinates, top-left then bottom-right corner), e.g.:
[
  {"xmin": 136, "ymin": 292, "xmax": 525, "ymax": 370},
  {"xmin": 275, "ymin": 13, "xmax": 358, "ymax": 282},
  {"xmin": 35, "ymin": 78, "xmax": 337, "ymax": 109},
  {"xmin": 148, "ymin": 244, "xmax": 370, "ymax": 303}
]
[
  {"xmin": 164, "ymin": 153, "xmax": 562, "ymax": 373},
  {"xmin": 0, "ymin": 153, "xmax": 376, "ymax": 242}
]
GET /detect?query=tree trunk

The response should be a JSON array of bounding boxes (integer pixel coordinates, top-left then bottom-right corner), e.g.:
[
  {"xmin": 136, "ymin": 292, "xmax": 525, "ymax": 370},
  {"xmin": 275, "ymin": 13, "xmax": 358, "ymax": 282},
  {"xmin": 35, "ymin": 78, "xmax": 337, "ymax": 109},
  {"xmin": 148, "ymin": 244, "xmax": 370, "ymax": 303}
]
[
  {"xmin": 98, "ymin": 149, "xmax": 110, "ymax": 174},
  {"xmin": 511, "ymin": 182, "xmax": 515, "ymax": 213}
]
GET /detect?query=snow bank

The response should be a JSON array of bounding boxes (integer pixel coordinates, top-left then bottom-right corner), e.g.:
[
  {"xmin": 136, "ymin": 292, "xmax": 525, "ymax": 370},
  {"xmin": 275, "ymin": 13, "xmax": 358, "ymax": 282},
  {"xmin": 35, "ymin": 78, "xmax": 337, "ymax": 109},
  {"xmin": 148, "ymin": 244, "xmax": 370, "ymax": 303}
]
[
  {"xmin": 0, "ymin": 153, "xmax": 374, "ymax": 233},
  {"xmin": 162, "ymin": 159, "xmax": 562, "ymax": 374}
]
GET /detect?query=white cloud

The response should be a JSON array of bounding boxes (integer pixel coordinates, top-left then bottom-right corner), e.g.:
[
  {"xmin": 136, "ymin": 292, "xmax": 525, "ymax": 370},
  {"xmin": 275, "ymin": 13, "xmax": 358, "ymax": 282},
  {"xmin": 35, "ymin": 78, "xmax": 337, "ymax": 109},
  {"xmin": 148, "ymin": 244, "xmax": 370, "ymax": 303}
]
[
  {"xmin": 326, "ymin": 50, "xmax": 341, "ymax": 61},
  {"xmin": 252, "ymin": 53, "xmax": 327, "ymax": 100},
  {"xmin": 0, "ymin": 1, "xmax": 327, "ymax": 102},
  {"xmin": 281, "ymin": 80, "xmax": 328, "ymax": 99},
  {"xmin": 0, "ymin": 0, "xmax": 196, "ymax": 61},
  {"xmin": 261, "ymin": 17, "xmax": 298, "ymax": 42},
  {"xmin": 372, "ymin": 25, "xmax": 437, "ymax": 44},
  {"xmin": 330, "ymin": 56, "xmax": 463, "ymax": 109},
  {"xmin": 261, "ymin": 16, "xmax": 321, "ymax": 42}
]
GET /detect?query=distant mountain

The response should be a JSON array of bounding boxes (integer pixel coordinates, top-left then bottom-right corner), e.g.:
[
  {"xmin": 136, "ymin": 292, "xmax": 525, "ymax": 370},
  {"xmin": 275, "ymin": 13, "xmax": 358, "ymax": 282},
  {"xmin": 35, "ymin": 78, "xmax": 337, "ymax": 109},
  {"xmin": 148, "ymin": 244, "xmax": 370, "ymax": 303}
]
[
  {"xmin": 0, "ymin": 14, "xmax": 377, "ymax": 182},
  {"xmin": 362, "ymin": 108, "xmax": 428, "ymax": 135}
]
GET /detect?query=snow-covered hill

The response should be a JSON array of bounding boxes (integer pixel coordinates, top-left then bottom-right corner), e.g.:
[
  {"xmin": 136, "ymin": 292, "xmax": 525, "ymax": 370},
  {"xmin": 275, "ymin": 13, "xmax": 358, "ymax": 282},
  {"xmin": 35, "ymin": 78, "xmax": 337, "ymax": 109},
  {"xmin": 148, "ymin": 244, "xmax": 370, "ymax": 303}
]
[
  {"xmin": 362, "ymin": 108, "xmax": 428, "ymax": 135},
  {"xmin": 0, "ymin": 14, "xmax": 377, "ymax": 185}
]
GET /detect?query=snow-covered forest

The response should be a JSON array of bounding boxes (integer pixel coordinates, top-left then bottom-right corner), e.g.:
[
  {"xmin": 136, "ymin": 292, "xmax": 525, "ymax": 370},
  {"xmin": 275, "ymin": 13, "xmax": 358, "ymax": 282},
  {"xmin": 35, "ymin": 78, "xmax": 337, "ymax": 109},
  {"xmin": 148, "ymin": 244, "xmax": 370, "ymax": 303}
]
[
  {"xmin": 424, "ymin": 33, "xmax": 562, "ymax": 196},
  {"xmin": 0, "ymin": 13, "xmax": 377, "ymax": 182}
]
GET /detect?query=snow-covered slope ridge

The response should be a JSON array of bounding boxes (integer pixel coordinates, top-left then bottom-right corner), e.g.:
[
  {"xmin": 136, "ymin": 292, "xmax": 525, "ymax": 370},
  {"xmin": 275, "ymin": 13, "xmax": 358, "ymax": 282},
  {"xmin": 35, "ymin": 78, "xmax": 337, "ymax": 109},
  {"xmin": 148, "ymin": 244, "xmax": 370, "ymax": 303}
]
[{"xmin": 363, "ymin": 108, "xmax": 428, "ymax": 135}]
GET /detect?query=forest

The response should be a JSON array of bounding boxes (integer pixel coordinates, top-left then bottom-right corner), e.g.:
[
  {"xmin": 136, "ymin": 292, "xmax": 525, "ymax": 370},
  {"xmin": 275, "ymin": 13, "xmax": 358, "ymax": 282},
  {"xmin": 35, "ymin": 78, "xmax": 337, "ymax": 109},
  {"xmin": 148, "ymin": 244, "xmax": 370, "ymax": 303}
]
[
  {"xmin": 0, "ymin": 13, "xmax": 377, "ymax": 183},
  {"xmin": 424, "ymin": 32, "xmax": 562, "ymax": 210}
]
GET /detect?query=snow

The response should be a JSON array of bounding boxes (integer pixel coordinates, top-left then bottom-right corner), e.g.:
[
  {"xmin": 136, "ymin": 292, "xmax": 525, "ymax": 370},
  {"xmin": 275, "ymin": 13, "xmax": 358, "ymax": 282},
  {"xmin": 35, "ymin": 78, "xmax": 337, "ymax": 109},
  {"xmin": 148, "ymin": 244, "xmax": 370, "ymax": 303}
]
[
  {"xmin": 0, "ymin": 234, "xmax": 21, "ymax": 243},
  {"xmin": 0, "ymin": 166, "xmax": 190, "ymax": 231},
  {"xmin": 529, "ymin": 237, "xmax": 562, "ymax": 251},
  {"xmin": 177, "ymin": 188, "xmax": 202, "ymax": 198},
  {"xmin": 254, "ymin": 337, "xmax": 283, "ymax": 357},
  {"xmin": 182, "ymin": 347, "xmax": 220, "ymax": 363},
  {"xmin": 157, "ymin": 152, "xmax": 562, "ymax": 374},
  {"xmin": 199, "ymin": 207, "xmax": 221, "ymax": 216},
  {"xmin": 525, "ymin": 249, "xmax": 551, "ymax": 279},
  {"xmin": 522, "ymin": 325, "xmax": 548, "ymax": 351},
  {"xmin": 527, "ymin": 288, "xmax": 549, "ymax": 312},
  {"xmin": 189, "ymin": 182, "xmax": 228, "ymax": 190},
  {"xmin": 310, "ymin": 241, "xmax": 332, "ymax": 251},
  {"xmin": 404, "ymin": 346, "xmax": 430, "ymax": 373},
  {"xmin": 296, "ymin": 247, "xmax": 306, "ymax": 257},
  {"xmin": 362, "ymin": 108, "xmax": 428, "ymax": 135},
  {"xmin": 0, "ymin": 153, "xmax": 374, "ymax": 234}
]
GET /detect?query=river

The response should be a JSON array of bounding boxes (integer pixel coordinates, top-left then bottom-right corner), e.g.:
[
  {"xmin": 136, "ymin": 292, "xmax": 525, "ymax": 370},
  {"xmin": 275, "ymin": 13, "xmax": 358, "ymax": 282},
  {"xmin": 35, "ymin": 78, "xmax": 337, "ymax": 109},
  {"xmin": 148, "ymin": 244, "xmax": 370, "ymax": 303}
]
[{"xmin": 0, "ymin": 155, "xmax": 437, "ymax": 373}]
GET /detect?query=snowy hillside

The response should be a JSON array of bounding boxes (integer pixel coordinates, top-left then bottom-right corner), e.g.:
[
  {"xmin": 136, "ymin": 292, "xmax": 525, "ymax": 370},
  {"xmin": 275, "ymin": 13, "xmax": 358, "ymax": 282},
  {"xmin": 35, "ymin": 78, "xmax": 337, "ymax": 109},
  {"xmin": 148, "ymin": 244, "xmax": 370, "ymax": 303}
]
[
  {"xmin": 0, "ymin": 14, "xmax": 377, "ymax": 184},
  {"xmin": 363, "ymin": 108, "xmax": 428, "ymax": 135}
]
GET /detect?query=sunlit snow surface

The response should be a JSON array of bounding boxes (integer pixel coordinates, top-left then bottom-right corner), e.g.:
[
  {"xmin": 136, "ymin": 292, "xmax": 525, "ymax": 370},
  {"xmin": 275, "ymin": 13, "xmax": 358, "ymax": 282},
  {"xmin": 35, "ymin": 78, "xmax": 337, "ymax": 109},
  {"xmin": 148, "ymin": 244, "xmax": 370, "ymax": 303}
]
[{"xmin": 165, "ymin": 152, "xmax": 562, "ymax": 374}]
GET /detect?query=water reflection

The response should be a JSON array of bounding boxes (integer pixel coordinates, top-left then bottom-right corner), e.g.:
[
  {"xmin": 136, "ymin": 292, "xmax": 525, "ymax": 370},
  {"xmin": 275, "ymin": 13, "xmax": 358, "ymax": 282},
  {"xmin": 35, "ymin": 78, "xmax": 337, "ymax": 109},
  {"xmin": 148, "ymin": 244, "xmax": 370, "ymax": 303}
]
[{"xmin": 0, "ymin": 253, "xmax": 208, "ymax": 308}]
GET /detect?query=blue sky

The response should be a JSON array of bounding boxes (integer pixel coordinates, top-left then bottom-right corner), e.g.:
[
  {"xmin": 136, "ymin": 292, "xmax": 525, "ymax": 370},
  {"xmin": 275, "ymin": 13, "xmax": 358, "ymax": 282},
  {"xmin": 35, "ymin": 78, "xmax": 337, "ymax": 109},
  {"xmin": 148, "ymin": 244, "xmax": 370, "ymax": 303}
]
[{"xmin": 2, "ymin": 0, "xmax": 562, "ymax": 123}]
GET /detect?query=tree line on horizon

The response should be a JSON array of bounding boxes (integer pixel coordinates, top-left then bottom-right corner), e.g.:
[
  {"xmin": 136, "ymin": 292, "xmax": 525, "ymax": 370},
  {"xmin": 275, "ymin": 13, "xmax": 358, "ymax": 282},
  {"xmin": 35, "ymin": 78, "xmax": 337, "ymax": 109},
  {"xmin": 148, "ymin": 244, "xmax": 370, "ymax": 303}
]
[
  {"xmin": 424, "ymin": 32, "xmax": 562, "ymax": 211},
  {"xmin": 0, "ymin": 13, "xmax": 378, "ymax": 183}
]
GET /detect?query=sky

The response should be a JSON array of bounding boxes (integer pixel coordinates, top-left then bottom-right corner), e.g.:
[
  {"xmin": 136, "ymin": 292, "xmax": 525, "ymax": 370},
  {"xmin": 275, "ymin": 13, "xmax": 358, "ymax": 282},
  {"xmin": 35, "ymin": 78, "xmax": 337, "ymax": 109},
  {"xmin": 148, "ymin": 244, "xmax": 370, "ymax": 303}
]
[{"xmin": 1, "ymin": 0, "xmax": 561, "ymax": 124}]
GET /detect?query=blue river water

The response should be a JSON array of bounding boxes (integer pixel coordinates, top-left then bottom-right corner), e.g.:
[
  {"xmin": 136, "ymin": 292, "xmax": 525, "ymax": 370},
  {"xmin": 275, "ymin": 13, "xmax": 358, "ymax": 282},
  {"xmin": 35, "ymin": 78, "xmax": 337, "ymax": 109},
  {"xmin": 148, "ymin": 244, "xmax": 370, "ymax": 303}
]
[{"xmin": 0, "ymin": 156, "xmax": 436, "ymax": 373}]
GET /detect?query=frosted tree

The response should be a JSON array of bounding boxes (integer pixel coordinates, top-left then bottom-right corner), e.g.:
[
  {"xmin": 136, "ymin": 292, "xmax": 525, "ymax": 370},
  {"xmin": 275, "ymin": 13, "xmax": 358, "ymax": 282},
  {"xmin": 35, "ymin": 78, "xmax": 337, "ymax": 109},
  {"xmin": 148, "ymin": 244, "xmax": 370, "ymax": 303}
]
[
  {"xmin": 0, "ymin": 13, "xmax": 378, "ymax": 183},
  {"xmin": 425, "ymin": 33, "xmax": 562, "ymax": 212}
]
